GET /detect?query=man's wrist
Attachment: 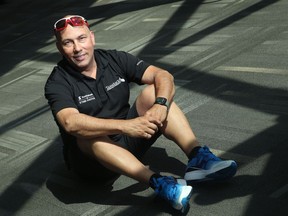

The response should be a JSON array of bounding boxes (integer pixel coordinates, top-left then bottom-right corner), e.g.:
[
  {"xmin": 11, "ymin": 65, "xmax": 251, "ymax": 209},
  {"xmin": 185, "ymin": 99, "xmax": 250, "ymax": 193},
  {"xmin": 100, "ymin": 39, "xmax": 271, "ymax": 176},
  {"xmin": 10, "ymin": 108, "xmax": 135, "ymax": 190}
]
[{"xmin": 154, "ymin": 97, "xmax": 170, "ymax": 109}]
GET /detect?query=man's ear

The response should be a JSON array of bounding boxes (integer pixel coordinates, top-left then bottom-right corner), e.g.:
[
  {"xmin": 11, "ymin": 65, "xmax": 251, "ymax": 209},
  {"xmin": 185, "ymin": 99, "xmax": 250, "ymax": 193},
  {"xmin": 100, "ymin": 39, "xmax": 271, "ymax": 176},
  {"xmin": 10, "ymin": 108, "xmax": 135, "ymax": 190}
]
[{"xmin": 90, "ymin": 31, "xmax": 96, "ymax": 46}]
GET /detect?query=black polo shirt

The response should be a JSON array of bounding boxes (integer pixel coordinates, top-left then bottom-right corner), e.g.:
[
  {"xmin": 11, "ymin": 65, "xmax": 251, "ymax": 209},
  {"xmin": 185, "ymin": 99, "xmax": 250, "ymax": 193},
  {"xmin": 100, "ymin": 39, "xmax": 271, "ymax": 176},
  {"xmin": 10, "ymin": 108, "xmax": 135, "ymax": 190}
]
[{"xmin": 45, "ymin": 49, "xmax": 150, "ymax": 139}]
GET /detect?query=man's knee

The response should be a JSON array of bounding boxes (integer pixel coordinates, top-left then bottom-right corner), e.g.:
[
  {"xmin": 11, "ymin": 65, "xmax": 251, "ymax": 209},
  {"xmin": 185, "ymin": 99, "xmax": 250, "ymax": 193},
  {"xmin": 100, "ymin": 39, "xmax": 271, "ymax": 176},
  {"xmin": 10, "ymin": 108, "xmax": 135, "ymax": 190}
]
[
  {"xmin": 136, "ymin": 84, "xmax": 156, "ymax": 116},
  {"xmin": 76, "ymin": 136, "xmax": 109, "ymax": 159},
  {"xmin": 66, "ymin": 141, "xmax": 120, "ymax": 182}
]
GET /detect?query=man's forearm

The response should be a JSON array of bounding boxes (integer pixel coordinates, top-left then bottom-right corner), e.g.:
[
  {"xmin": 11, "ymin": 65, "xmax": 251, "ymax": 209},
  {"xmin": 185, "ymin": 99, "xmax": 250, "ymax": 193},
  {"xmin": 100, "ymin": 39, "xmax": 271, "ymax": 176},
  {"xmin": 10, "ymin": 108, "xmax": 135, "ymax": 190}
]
[
  {"xmin": 62, "ymin": 113, "xmax": 124, "ymax": 138},
  {"xmin": 154, "ymin": 71, "xmax": 175, "ymax": 103}
]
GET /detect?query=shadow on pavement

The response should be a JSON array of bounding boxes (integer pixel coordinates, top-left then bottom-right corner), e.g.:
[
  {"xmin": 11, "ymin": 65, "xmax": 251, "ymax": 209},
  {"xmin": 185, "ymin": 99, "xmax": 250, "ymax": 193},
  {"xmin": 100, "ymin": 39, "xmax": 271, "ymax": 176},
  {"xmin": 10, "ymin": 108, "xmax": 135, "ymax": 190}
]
[{"xmin": 0, "ymin": 0, "xmax": 287, "ymax": 215}]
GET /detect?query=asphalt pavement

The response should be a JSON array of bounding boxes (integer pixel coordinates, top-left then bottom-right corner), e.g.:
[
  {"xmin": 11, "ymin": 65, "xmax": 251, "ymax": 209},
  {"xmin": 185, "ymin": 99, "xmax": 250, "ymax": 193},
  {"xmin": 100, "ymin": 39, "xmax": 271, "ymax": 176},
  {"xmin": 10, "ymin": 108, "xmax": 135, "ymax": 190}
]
[{"xmin": 0, "ymin": 0, "xmax": 288, "ymax": 215}]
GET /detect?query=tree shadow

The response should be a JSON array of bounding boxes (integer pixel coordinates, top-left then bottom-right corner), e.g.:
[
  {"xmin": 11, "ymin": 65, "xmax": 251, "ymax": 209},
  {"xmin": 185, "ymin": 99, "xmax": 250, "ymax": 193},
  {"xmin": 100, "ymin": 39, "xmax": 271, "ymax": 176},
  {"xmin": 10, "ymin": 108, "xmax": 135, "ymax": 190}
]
[
  {"xmin": 0, "ymin": 0, "xmax": 183, "ymax": 76},
  {"xmin": 0, "ymin": 137, "xmax": 62, "ymax": 214},
  {"xmin": 0, "ymin": 0, "xmax": 287, "ymax": 215}
]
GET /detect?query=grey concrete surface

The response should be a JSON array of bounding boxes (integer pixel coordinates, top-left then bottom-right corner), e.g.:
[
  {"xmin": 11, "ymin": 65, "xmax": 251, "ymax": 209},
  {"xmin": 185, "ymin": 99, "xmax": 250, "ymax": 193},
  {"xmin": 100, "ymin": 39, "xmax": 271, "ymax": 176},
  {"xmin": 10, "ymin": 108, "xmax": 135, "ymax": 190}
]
[{"xmin": 0, "ymin": 0, "xmax": 288, "ymax": 215}]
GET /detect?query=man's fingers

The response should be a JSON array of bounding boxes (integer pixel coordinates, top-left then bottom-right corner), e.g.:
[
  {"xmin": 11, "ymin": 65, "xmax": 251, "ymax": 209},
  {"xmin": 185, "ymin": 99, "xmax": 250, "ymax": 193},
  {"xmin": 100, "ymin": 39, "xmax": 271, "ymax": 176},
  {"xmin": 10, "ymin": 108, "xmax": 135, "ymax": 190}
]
[
  {"xmin": 147, "ymin": 118, "xmax": 162, "ymax": 128},
  {"xmin": 144, "ymin": 132, "xmax": 151, "ymax": 139}
]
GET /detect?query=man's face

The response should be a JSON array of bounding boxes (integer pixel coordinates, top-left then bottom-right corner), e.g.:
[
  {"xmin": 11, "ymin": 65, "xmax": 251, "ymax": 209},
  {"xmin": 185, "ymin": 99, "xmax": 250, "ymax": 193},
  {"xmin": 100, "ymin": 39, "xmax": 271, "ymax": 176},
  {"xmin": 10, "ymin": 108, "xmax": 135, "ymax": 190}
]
[{"xmin": 56, "ymin": 24, "xmax": 95, "ymax": 71}]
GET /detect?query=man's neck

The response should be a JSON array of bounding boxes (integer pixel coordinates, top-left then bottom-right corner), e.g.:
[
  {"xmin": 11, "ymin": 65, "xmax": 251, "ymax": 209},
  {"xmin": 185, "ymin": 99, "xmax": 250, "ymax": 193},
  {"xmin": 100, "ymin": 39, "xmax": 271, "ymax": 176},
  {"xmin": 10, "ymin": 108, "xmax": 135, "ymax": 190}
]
[{"xmin": 81, "ymin": 61, "xmax": 97, "ymax": 79}]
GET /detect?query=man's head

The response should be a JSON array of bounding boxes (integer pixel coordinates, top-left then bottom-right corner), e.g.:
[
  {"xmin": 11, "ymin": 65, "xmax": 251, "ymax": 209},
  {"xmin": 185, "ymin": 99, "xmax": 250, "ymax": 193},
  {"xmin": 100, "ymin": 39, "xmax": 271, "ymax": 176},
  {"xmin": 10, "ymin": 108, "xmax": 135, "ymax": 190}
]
[{"xmin": 54, "ymin": 15, "xmax": 96, "ymax": 72}]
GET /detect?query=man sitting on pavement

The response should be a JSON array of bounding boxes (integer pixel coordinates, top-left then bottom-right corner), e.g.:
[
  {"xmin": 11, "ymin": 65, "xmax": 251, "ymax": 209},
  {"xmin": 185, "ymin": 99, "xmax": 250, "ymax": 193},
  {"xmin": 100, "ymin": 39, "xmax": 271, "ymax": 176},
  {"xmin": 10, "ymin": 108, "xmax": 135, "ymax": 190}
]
[{"xmin": 45, "ymin": 15, "xmax": 237, "ymax": 212}]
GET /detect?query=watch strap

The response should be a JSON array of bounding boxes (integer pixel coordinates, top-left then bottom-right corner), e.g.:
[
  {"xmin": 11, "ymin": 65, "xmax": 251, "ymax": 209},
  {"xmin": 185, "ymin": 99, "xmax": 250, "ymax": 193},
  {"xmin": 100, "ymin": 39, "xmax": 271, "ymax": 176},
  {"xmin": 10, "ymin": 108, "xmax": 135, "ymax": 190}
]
[{"xmin": 154, "ymin": 97, "xmax": 170, "ymax": 108}]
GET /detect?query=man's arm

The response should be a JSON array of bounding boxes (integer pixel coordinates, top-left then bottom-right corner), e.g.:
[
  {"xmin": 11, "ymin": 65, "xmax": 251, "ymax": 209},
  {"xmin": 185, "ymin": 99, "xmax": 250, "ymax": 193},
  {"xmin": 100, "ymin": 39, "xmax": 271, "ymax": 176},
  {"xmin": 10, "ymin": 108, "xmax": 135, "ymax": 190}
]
[
  {"xmin": 56, "ymin": 107, "xmax": 158, "ymax": 139},
  {"xmin": 139, "ymin": 65, "xmax": 175, "ymax": 126},
  {"xmin": 55, "ymin": 65, "xmax": 174, "ymax": 139},
  {"xmin": 141, "ymin": 65, "xmax": 175, "ymax": 102}
]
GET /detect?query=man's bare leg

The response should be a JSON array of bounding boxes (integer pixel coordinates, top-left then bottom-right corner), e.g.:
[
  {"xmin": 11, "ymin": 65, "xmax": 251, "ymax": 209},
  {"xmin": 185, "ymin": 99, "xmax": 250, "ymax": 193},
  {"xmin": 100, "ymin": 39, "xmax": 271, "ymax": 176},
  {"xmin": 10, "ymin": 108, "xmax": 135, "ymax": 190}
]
[
  {"xmin": 162, "ymin": 102, "xmax": 200, "ymax": 155},
  {"xmin": 136, "ymin": 84, "xmax": 237, "ymax": 185},
  {"xmin": 136, "ymin": 85, "xmax": 199, "ymax": 156},
  {"xmin": 77, "ymin": 136, "xmax": 155, "ymax": 184}
]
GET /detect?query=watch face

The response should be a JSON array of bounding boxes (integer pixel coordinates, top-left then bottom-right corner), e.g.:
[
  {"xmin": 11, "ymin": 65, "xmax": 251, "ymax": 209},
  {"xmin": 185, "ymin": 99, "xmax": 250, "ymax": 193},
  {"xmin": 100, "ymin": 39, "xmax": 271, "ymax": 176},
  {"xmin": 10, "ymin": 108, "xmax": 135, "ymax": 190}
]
[{"xmin": 156, "ymin": 97, "xmax": 167, "ymax": 105}]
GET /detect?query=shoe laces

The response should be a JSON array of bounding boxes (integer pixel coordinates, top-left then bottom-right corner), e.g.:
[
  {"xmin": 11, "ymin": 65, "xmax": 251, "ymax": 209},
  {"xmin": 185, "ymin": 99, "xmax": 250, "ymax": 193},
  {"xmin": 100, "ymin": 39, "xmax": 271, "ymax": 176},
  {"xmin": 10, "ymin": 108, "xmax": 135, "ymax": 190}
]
[
  {"xmin": 153, "ymin": 176, "xmax": 178, "ymax": 201},
  {"xmin": 189, "ymin": 146, "xmax": 220, "ymax": 169}
]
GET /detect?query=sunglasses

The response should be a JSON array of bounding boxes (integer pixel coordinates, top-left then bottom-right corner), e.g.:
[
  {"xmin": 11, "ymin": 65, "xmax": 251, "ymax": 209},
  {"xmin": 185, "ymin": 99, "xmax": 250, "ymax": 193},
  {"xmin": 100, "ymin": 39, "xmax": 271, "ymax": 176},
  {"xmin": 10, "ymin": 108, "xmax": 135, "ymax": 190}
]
[{"xmin": 54, "ymin": 16, "xmax": 89, "ymax": 32}]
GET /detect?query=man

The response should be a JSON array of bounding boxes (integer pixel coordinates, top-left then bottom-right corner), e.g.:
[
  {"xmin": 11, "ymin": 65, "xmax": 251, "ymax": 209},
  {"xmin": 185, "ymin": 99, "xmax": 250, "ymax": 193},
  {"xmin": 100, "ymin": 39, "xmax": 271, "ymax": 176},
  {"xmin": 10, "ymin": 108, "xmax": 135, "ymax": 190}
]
[{"xmin": 45, "ymin": 15, "xmax": 237, "ymax": 212}]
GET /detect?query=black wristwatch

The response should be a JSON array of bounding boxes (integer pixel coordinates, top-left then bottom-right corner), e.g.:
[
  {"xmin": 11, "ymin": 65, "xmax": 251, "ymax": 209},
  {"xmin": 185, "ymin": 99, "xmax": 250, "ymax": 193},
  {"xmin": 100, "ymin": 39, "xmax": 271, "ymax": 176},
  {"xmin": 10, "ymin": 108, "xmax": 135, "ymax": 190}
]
[{"xmin": 154, "ymin": 97, "xmax": 170, "ymax": 109}]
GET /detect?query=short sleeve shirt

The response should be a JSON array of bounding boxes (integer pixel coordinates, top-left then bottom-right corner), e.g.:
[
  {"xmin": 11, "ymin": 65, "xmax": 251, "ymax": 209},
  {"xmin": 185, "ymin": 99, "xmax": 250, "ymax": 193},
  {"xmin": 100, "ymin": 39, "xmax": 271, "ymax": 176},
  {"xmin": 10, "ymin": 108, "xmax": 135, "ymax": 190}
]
[{"xmin": 45, "ymin": 49, "xmax": 150, "ymax": 136}]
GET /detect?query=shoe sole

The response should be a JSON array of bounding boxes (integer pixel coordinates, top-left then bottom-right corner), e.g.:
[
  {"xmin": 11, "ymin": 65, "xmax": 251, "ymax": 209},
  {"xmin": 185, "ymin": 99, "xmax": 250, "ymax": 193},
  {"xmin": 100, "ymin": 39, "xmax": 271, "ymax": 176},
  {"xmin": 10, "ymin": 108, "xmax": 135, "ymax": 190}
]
[
  {"xmin": 176, "ymin": 178, "xmax": 187, "ymax": 186},
  {"xmin": 185, "ymin": 161, "xmax": 237, "ymax": 184},
  {"xmin": 173, "ymin": 185, "xmax": 193, "ymax": 213}
]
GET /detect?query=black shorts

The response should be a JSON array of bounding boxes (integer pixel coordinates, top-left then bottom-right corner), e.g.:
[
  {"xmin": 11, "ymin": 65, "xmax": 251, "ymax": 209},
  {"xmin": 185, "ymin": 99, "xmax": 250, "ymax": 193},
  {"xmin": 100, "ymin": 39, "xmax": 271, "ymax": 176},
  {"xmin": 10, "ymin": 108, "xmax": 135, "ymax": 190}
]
[{"xmin": 63, "ymin": 102, "xmax": 162, "ymax": 182}]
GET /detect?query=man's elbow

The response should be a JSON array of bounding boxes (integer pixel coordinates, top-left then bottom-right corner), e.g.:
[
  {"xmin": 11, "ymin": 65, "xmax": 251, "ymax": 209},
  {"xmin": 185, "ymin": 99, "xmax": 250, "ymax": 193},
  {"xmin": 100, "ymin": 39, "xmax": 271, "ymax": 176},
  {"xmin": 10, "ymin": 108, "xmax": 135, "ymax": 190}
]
[{"xmin": 61, "ymin": 115, "xmax": 80, "ymax": 135}]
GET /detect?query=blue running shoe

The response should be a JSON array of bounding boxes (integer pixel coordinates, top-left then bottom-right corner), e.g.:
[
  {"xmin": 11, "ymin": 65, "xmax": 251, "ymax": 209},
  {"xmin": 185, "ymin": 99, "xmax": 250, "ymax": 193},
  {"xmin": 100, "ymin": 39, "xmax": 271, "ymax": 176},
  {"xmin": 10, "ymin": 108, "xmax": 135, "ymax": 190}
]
[
  {"xmin": 152, "ymin": 176, "xmax": 192, "ymax": 212},
  {"xmin": 184, "ymin": 146, "xmax": 237, "ymax": 184}
]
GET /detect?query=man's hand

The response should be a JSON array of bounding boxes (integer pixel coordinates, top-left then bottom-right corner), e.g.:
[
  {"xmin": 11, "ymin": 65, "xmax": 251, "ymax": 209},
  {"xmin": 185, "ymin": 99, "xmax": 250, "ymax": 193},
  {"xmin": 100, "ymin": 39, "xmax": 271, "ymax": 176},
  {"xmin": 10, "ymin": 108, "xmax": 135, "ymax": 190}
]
[
  {"xmin": 144, "ymin": 104, "xmax": 168, "ymax": 128},
  {"xmin": 122, "ymin": 116, "xmax": 160, "ymax": 139}
]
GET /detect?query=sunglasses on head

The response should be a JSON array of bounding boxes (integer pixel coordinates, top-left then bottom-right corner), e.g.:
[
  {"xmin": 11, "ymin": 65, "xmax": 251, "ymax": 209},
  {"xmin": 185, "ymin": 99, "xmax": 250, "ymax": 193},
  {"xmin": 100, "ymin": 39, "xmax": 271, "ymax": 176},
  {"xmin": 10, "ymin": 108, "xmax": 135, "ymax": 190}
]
[{"xmin": 54, "ymin": 15, "xmax": 89, "ymax": 32}]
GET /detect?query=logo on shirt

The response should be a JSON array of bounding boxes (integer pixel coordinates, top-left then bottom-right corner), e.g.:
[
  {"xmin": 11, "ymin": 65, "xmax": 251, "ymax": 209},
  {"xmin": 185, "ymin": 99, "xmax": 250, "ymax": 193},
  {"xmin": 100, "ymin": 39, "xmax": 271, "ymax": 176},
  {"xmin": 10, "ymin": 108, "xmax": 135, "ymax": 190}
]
[
  {"xmin": 137, "ymin": 60, "xmax": 143, "ymax": 66},
  {"xmin": 105, "ymin": 77, "xmax": 125, "ymax": 91},
  {"xmin": 78, "ymin": 93, "xmax": 96, "ymax": 104}
]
